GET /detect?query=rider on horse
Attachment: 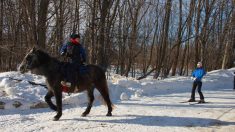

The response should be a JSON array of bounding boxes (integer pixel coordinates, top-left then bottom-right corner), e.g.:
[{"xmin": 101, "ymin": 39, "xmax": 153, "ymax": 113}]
[{"xmin": 60, "ymin": 33, "xmax": 86, "ymax": 88}]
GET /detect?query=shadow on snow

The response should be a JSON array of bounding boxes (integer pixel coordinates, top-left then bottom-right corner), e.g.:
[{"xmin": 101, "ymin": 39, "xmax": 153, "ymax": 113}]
[{"xmin": 62, "ymin": 115, "xmax": 235, "ymax": 127}]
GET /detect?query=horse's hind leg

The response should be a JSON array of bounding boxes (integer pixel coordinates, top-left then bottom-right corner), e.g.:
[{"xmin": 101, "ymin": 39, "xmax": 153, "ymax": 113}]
[
  {"xmin": 96, "ymin": 82, "xmax": 112, "ymax": 116},
  {"xmin": 102, "ymin": 92, "xmax": 112, "ymax": 116},
  {"xmin": 82, "ymin": 87, "xmax": 95, "ymax": 117}
]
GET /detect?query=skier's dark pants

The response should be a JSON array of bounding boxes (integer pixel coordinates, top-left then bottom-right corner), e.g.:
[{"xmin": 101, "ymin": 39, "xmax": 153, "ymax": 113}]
[{"xmin": 190, "ymin": 81, "xmax": 204, "ymax": 100}]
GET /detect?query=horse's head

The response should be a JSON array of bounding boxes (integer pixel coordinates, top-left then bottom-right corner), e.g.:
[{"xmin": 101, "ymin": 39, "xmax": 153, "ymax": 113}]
[{"xmin": 18, "ymin": 47, "xmax": 49, "ymax": 73}]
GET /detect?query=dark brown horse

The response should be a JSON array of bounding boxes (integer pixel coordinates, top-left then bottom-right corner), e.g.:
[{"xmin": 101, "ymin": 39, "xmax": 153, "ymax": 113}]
[{"xmin": 19, "ymin": 48, "xmax": 113, "ymax": 121}]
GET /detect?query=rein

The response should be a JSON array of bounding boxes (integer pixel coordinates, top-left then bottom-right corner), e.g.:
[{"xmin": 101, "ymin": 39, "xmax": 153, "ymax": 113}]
[{"xmin": 6, "ymin": 77, "xmax": 48, "ymax": 89}]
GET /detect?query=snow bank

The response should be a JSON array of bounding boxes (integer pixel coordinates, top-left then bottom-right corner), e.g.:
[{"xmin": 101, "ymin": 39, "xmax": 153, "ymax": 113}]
[{"xmin": 0, "ymin": 72, "xmax": 47, "ymax": 109}]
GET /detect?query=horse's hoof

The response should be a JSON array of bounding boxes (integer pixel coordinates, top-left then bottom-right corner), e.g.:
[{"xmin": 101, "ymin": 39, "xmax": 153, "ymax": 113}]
[
  {"xmin": 81, "ymin": 113, "xmax": 88, "ymax": 117},
  {"xmin": 53, "ymin": 114, "xmax": 61, "ymax": 121},
  {"xmin": 106, "ymin": 113, "xmax": 112, "ymax": 116},
  {"xmin": 53, "ymin": 117, "xmax": 60, "ymax": 121}
]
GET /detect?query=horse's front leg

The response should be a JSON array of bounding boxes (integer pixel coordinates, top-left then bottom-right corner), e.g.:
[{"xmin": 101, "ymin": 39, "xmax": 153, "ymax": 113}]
[
  {"xmin": 53, "ymin": 90, "xmax": 62, "ymax": 121},
  {"xmin": 44, "ymin": 91, "xmax": 57, "ymax": 111}
]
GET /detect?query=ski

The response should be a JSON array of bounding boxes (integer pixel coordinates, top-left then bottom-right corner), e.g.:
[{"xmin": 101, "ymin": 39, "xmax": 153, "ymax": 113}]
[
  {"xmin": 179, "ymin": 101, "xmax": 197, "ymax": 103},
  {"xmin": 190, "ymin": 101, "xmax": 210, "ymax": 105},
  {"xmin": 179, "ymin": 101, "xmax": 210, "ymax": 104}
]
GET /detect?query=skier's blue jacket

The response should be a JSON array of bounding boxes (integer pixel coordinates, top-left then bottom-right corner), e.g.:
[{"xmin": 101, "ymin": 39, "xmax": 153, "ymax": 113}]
[{"xmin": 192, "ymin": 68, "xmax": 206, "ymax": 82}]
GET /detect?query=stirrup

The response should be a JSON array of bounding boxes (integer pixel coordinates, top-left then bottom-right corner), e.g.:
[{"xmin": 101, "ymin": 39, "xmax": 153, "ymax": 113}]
[{"xmin": 61, "ymin": 81, "xmax": 71, "ymax": 87}]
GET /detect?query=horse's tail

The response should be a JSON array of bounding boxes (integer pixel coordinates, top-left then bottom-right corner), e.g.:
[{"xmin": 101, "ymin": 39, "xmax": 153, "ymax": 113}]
[
  {"xmin": 101, "ymin": 68, "xmax": 114, "ymax": 106},
  {"xmin": 103, "ymin": 76, "xmax": 114, "ymax": 108},
  {"xmin": 97, "ymin": 78, "xmax": 114, "ymax": 105}
]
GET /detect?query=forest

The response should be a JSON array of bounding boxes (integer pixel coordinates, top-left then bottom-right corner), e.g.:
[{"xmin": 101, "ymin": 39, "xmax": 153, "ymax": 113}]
[{"xmin": 0, "ymin": 0, "xmax": 234, "ymax": 79}]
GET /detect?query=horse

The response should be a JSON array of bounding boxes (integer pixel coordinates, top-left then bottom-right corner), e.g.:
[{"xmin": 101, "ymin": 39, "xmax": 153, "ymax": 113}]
[{"xmin": 19, "ymin": 48, "xmax": 113, "ymax": 121}]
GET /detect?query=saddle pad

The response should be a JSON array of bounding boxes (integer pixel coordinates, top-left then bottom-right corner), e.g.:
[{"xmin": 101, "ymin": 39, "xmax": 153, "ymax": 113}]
[{"xmin": 79, "ymin": 65, "xmax": 88, "ymax": 74}]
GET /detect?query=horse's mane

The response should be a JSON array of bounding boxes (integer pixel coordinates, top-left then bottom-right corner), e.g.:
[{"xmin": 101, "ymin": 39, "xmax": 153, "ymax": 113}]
[
  {"xmin": 36, "ymin": 49, "xmax": 61, "ymax": 64},
  {"xmin": 30, "ymin": 49, "xmax": 64, "ymax": 76}
]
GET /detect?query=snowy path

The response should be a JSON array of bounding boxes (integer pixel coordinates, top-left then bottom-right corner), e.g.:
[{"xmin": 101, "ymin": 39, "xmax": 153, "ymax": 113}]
[{"xmin": 1, "ymin": 87, "xmax": 235, "ymax": 132}]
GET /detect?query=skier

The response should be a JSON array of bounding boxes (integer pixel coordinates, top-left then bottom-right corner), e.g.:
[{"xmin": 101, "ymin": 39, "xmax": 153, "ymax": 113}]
[{"xmin": 188, "ymin": 62, "xmax": 206, "ymax": 103}]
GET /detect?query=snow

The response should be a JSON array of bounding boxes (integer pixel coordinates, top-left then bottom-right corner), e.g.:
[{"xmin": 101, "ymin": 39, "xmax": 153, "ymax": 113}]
[
  {"xmin": 0, "ymin": 68, "xmax": 235, "ymax": 131},
  {"xmin": 120, "ymin": 92, "xmax": 129, "ymax": 101}
]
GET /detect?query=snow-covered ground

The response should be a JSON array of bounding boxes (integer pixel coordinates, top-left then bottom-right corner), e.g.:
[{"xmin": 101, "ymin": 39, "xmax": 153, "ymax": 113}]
[{"xmin": 0, "ymin": 68, "xmax": 235, "ymax": 132}]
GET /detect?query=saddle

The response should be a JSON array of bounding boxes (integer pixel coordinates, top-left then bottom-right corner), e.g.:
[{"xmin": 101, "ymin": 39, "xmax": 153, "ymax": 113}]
[{"xmin": 61, "ymin": 64, "xmax": 88, "ymax": 93}]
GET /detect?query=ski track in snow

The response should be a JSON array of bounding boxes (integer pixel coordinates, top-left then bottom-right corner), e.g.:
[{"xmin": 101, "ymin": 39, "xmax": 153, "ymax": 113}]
[{"xmin": 0, "ymin": 68, "xmax": 235, "ymax": 132}]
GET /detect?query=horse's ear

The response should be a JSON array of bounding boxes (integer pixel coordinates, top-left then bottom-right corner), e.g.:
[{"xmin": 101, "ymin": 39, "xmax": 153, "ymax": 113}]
[
  {"xmin": 32, "ymin": 47, "xmax": 36, "ymax": 51},
  {"xmin": 30, "ymin": 47, "xmax": 36, "ymax": 53},
  {"xmin": 32, "ymin": 45, "xmax": 40, "ymax": 52}
]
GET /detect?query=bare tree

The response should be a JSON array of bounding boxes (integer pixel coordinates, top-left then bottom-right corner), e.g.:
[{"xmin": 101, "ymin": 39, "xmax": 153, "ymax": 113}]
[
  {"xmin": 171, "ymin": 0, "xmax": 183, "ymax": 76},
  {"xmin": 37, "ymin": 0, "xmax": 49, "ymax": 48},
  {"xmin": 0, "ymin": 0, "xmax": 234, "ymax": 77},
  {"xmin": 154, "ymin": 0, "xmax": 172, "ymax": 79},
  {"xmin": 0, "ymin": 0, "xmax": 3, "ymax": 45}
]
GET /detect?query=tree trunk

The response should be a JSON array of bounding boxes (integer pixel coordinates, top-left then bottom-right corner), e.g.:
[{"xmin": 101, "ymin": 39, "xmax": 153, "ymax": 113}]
[
  {"xmin": 222, "ymin": 9, "xmax": 234, "ymax": 69},
  {"xmin": 0, "ymin": 0, "xmax": 3, "ymax": 44},
  {"xmin": 222, "ymin": 41, "xmax": 230, "ymax": 69},
  {"xmin": 28, "ymin": 0, "xmax": 37, "ymax": 46},
  {"xmin": 73, "ymin": 0, "xmax": 80, "ymax": 33},
  {"xmin": 37, "ymin": 0, "xmax": 49, "ymax": 48},
  {"xmin": 154, "ymin": 0, "xmax": 172, "ymax": 79},
  {"xmin": 90, "ymin": 1, "xmax": 97, "ymax": 64},
  {"xmin": 124, "ymin": 9, "xmax": 138, "ymax": 77},
  {"xmin": 194, "ymin": 0, "xmax": 202, "ymax": 66},
  {"xmin": 179, "ymin": 0, "xmax": 195, "ymax": 75},
  {"xmin": 171, "ymin": 0, "xmax": 182, "ymax": 76},
  {"xmin": 98, "ymin": 0, "xmax": 111, "ymax": 69},
  {"xmin": 0, "ymin": 0, "xmax": 3, "ymax": 71},
  {"xmin": 200, "ymin": 0, "xmax": 216, "ymax": 68},
  {"xmin": 124, "ymin": 0, "xmax": 139, "ymax": 77}
]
